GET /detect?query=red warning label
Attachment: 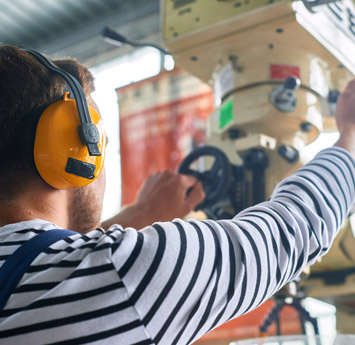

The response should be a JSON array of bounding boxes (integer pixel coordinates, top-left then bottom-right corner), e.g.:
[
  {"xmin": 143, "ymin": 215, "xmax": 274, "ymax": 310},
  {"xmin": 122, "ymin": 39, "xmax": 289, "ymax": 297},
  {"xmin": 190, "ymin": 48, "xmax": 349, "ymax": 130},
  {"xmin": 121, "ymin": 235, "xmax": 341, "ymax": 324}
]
[{"xmin": 270, "ymin": 64, "xmax": 300, "ymax": 80}]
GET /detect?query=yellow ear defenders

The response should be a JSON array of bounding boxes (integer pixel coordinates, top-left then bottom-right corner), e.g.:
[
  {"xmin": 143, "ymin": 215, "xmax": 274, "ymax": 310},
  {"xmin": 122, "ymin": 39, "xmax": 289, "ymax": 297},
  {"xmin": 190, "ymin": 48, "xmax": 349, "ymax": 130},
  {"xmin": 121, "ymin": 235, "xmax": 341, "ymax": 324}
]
[{"xmin": 23, "ymin": 48, "xmax": 106, "ymax": 189}]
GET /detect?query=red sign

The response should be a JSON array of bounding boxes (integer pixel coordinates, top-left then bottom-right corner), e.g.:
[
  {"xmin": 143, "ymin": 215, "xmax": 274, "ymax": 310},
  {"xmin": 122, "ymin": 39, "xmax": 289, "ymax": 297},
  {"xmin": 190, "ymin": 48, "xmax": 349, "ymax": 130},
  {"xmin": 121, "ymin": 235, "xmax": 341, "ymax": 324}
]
[
  {"xmin": 270, "ymin": 64, "xmax": 301, "ymax": 80},
  {"xmin": 117, "ymin": 68, "xmax": 213, "ymax": 205}
]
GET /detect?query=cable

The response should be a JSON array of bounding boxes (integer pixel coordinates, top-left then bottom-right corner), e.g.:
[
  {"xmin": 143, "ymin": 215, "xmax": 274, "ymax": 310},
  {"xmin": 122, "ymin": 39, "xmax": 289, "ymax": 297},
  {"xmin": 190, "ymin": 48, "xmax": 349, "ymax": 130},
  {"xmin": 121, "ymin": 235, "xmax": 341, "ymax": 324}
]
[
  {"xmin": 101, "ymin": 26, "xmax": 171, "ymax": 55},
  {"xmin": 221, "ymin": 80, "xmax": 324, "ymax": 103}
]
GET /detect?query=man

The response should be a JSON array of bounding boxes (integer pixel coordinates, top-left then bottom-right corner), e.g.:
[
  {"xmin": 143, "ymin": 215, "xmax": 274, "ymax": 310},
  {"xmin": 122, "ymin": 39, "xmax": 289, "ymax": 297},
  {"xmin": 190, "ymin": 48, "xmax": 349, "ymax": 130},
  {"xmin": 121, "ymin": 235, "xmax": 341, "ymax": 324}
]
[{"xmin": 0, "ymin": 44, "xmax": 354, "ymax": 345}]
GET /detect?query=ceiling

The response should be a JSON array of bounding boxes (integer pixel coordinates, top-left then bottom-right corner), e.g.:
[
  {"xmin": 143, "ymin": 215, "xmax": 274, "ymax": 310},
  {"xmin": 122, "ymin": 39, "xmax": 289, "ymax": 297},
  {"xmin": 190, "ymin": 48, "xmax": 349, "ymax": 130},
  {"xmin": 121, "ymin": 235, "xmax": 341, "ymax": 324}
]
[{"xmin": 0, "ymin": 0, "xmax": 161, "ymax": 67}]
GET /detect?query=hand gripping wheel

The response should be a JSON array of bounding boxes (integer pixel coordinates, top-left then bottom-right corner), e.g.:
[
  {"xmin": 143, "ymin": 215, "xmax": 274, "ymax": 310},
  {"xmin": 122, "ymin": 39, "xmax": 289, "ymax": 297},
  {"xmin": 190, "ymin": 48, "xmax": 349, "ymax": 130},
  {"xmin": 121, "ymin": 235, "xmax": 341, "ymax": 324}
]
[{"xmin": 178, "ymin": 146, "xmax": 232, "ymax": 210}]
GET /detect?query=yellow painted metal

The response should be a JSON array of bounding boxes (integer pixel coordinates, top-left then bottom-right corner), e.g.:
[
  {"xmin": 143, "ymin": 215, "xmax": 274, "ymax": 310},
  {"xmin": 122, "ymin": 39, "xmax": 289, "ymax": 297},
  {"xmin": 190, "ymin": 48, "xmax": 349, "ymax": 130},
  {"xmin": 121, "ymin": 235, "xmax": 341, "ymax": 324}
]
[
  {"xmin": 162, "ymin": 0, "xmax": 355, "ymax": 195},
  {"xmin": 162, "ymin": 0, "xmax": 355, "ymax": 315},
  {"xmin": 162, "ymin": 0, "xmax": 283, "ymax": 41}
]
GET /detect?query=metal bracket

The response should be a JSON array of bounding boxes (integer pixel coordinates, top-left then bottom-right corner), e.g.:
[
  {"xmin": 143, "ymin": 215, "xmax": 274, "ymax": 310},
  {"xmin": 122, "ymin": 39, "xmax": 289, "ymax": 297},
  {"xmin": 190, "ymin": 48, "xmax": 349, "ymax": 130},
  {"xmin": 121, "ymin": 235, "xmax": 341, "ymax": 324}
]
[
  {"xmin": 234, "ymin": 134, "xmax": 276, "ymax": 152},
  {"xmin": 301, "ymin": 0, "xmax": 341, "ymax": 13}
]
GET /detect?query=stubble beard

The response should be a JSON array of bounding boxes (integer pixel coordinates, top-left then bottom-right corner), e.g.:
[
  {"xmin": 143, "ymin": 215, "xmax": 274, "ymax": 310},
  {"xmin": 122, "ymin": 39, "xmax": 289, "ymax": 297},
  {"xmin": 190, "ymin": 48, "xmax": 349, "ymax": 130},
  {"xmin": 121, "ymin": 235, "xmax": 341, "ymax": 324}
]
[{"xmin": 68, "ymin": 184, "xmax": 103, "ymax": 233}]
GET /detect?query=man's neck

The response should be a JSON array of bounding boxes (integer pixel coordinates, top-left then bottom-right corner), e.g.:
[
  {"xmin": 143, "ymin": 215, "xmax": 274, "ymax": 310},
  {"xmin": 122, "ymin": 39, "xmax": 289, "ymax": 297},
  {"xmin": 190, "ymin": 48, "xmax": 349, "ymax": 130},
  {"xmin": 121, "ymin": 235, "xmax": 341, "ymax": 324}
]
[{"xmin": 0, "ymin": 184, "xmax": 71, "ymax": 228}]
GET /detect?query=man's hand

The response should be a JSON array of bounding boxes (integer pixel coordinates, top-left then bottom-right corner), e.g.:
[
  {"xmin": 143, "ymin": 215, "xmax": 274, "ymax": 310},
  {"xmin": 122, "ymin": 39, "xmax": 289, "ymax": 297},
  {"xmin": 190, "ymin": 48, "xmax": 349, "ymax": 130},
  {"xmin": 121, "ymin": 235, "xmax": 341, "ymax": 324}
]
[
  {"xmin": 334, "ymin": 80, "xmax": 355, "ymax": 157},
  {"xmin": 101, "ymin": 171, "xmax": 205, "ymax": 230},
  {"xmin": 135, "ymin": 170, "xmax": 205, "ymax": 222}
]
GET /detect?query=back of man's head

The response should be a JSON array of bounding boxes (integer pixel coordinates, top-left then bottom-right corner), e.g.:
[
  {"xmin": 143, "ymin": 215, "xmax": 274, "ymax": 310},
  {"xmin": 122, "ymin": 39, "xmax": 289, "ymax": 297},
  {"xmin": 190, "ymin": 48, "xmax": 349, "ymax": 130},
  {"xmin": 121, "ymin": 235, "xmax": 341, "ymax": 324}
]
[{"xmin": 0, "ymin": 45, "xmax": 94, "ymax": 199}]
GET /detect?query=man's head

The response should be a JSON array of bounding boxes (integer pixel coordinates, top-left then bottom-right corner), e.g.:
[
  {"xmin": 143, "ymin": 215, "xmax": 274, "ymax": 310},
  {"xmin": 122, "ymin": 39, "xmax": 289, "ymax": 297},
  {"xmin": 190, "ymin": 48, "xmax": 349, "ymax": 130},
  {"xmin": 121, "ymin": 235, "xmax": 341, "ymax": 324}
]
[{"xmin": 0, "ymin": 45, "xmax": 105, "ymax": 232}]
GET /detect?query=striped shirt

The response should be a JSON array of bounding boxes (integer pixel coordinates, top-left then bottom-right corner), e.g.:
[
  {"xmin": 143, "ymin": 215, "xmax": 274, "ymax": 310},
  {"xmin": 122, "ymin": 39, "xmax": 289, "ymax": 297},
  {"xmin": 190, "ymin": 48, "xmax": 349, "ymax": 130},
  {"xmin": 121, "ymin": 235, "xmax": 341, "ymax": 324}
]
[{"xmin": 0, "ymin": 147, "xmax": 354, "ymax": 345}]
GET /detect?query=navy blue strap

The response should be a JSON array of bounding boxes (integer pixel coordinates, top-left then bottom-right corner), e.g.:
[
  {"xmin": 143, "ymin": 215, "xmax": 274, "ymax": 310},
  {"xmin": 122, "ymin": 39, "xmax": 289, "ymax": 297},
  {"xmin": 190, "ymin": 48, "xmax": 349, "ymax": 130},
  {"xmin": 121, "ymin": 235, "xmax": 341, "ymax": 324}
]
[{"xmin": 0, "ymin": 229, "xmax": 77, "ymax": 312}]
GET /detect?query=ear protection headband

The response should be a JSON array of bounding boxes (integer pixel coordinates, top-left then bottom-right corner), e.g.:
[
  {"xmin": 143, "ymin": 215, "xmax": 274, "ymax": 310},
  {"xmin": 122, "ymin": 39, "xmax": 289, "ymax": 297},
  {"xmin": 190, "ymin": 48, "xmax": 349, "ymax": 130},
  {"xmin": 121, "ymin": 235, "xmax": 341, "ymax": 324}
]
[{"xmin": 23, "ymin": 48, "xmax": 106, "ymax": 190}]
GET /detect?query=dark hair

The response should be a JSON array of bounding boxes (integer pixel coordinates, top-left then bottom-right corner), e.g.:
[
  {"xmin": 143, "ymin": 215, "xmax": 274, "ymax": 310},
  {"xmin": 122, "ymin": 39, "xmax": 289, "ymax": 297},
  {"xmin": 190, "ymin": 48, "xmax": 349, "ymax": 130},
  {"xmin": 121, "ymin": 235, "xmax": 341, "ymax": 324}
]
[
  {"xmin": 53, "ymin": 58, "xmax": 95, "ymax": 96},
  {"xmin": 0, "ymin": 45, "xmax": 94, "ymax": 198}
]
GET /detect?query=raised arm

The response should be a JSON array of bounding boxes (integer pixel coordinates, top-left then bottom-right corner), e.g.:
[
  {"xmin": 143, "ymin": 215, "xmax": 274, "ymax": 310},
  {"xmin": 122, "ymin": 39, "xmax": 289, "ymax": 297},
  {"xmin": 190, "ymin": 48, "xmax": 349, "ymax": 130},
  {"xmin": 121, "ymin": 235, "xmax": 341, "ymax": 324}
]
[
  {"xmin": 334, "ymin": 80, "xmax": 355, "ymax": 157},
  {"xmin": 111, "ymin": 81, "xmax": 355, "ymax": 344}
]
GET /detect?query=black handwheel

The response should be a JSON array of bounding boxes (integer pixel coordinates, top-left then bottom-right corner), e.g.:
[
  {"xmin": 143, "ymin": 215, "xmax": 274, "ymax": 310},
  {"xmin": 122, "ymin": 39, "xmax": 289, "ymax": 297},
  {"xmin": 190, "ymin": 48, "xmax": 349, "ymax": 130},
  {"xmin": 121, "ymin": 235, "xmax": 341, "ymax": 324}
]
[{"xmin": 178, "ymin": 146, "xmax": 232, "ymax": 209}]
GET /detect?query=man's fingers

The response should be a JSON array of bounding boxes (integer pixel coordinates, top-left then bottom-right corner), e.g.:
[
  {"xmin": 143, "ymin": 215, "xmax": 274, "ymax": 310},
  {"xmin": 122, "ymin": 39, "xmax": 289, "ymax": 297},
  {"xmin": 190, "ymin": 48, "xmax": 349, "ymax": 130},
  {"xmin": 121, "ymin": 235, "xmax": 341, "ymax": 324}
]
[
  {"xmin": 186, "ymin": 182, "xmax": 205, "ymax": 209},
  {"xmin": 156, "ymin": 170, "xmax": 174, "ymax": 180},
  {"xmin": 148, "ymin": 170, "xmax": 174, "ymax": 185},
  {"xmin": 178, "ymin": 174, "xmax": 199, "ymax": 189},
  {"xmin": 342, "ymin": 80, "xmax": 355, "ymax": 94}
]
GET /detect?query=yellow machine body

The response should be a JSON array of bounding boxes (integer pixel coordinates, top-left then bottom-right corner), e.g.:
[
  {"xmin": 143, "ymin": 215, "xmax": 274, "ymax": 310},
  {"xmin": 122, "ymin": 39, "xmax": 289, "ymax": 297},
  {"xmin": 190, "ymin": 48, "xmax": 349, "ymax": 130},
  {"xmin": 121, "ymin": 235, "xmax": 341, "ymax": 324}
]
[
  {"xmin": 162, "ymin": 0, "xmax": 355, "ymax": 196},
  {"xmin": 34, "ymin": 93, "xmax": 106, "ymax": 190},
  {"xmin": 162, "ymin": 0, "xmax": 355, "ymax": 333}
]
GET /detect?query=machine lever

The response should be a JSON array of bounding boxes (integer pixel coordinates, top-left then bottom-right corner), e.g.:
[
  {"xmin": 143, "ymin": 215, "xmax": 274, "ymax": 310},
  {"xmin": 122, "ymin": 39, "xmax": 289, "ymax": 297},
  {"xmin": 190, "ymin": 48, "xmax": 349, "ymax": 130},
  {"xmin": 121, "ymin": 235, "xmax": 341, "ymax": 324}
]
[
  {"xmin": 244, "ymin": 149, "xmax": 268, "ymax": 205},
  {"xmin": 270, "ymin": 76, "xmax": 300, "ymax": 112}
]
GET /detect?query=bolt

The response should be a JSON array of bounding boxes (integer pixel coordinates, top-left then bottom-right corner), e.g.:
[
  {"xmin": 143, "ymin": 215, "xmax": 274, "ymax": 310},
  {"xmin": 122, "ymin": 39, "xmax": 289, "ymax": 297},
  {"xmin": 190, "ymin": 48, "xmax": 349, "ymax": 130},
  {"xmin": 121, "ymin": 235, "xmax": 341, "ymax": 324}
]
[{"xmin": 300, "ymin": 122, "xmax": 312, "ymax": 132}]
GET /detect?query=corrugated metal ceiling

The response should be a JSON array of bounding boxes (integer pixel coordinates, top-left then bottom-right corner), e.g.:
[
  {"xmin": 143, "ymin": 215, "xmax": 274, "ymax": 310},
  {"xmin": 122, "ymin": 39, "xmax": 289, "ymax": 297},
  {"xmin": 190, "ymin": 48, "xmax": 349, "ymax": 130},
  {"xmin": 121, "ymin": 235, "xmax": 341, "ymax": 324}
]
[{"xmin": 0, "ymin": 0, "xmax": 160, "ymax": 66}]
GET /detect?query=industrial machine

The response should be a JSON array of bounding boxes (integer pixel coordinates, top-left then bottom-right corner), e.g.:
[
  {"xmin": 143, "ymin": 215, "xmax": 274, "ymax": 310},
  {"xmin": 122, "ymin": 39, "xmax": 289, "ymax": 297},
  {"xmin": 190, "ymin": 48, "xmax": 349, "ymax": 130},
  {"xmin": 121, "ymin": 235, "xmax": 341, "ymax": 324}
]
[{"xmin": 162, "ymin": 0, "xmax": 355, "ymax": 337}]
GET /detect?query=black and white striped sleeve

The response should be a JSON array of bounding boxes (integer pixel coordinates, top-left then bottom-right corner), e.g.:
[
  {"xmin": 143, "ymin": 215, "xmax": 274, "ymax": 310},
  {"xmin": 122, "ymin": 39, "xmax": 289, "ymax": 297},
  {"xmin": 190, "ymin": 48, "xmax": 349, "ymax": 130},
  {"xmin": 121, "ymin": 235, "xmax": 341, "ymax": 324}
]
[{"xmin": 112, "ymin": 146, "xmax": 355, "ymax": 345}]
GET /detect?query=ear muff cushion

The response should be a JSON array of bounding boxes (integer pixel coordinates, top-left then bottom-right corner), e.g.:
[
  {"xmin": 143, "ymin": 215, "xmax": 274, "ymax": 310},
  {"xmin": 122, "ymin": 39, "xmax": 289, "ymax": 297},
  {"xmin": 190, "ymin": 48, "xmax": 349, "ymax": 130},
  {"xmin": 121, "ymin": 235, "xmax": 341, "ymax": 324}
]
[{"xmin": 34, "ymin": 95, "xmax": 106, "ymax": 189}]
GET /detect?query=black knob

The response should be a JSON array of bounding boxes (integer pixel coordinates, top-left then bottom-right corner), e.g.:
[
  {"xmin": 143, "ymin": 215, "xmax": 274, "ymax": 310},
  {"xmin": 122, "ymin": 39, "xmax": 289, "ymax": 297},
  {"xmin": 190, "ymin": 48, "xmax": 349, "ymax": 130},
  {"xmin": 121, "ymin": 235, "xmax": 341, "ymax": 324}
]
[{"xmin": 284, "ymin": 76, "xmax": 300, "ymax": 90}]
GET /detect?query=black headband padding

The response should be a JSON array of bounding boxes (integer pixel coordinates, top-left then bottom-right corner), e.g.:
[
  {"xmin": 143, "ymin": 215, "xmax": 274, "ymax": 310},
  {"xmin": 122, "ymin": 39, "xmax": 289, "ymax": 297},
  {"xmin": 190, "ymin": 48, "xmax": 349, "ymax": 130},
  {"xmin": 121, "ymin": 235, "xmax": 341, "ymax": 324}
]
[{"xmin": 23, "ymin": 48, "xmax": 100, "ymax": 156}]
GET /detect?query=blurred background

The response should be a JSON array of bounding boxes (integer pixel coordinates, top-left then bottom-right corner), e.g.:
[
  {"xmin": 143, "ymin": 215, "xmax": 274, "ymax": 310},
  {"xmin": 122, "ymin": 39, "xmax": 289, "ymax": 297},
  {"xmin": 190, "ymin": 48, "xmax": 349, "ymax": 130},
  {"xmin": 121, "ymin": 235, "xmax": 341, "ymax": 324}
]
[
  {"xmin": 2, "ymin": 1, "xmax": 353, "ymax": 344},
  {"xmin": 0, "ymin": 0, "xmax": 338, "ymax": 219}
]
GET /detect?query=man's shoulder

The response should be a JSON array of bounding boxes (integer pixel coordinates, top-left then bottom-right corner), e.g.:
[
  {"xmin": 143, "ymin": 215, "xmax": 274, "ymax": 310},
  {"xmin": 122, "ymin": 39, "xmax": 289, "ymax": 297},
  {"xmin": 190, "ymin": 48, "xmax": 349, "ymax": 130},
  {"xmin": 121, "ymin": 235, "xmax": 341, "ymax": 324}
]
[{"xmin": 0, "ymin": 219, "xmax": 125, "ymax": 263}]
